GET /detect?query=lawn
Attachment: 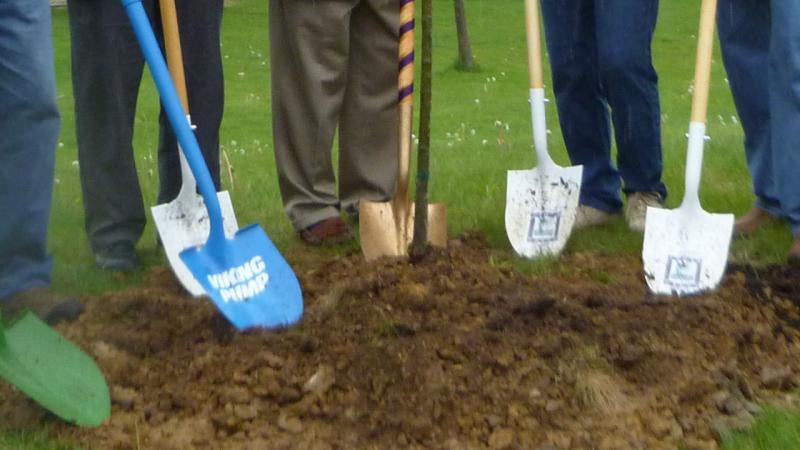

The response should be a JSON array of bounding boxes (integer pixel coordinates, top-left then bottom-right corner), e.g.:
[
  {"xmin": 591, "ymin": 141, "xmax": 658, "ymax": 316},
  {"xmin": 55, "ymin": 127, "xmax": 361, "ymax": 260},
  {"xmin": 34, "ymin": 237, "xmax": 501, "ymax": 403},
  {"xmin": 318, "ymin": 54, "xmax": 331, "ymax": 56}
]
[{"xmin": 4, "ymin": 0, "xmax": 798, "ymax": 448}]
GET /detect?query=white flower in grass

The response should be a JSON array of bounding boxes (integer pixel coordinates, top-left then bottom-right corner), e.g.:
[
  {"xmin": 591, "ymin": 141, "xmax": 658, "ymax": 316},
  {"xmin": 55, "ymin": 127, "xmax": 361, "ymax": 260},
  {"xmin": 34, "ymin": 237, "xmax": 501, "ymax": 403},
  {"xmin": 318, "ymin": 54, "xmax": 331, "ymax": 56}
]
[
  {"xmin": 482, "ymin": 139, "xmax": 488, "ymax": 145},
  {"xmin": 54, "ymin": 178, "xmax": 60, "ymax": 184},
  {"xmin": 470, "ymin": 129, "xmax": 476, "ymax": 135},
  {"xmin": 238, "ymin": 72, "xmax": 245, "ymax": 77},
  {"xmin": 58, "ymin": 142, "xmax": 64, "ymax": 148},
  {"xmin": 474, "ymin": 98, "xmax": 480, "ymax": 104},
  {"xmin": 731, "ymin": 116, "xmax": 739, "ymax": 125}
]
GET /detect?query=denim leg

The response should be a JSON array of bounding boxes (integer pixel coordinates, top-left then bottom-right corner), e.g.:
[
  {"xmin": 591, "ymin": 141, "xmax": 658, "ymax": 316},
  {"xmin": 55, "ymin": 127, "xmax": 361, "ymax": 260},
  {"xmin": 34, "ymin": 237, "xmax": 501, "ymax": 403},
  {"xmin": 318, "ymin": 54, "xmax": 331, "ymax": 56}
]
[
  {"xmin": 717, "ymin": 0, "xmax": 781, "ymax": 217},
  {"xmin": 769, "ymin": 0, "xmax": 800, "ymax": 236},
  {"xmin": 594, "ymin": 0, "xmax": 665, "ymax": 200},
  {"xmin": 541, "ymin": 0, "xmax": 621, "ymax": 213},
  {"xmin": 156, "ymin": 0, "xmax": 224, "ymax": 203},
  {"xmin": 68, "ymin": 0, "xmax": 155, "ymax": 253},
  {"xmin": 0, "ymin": 0, "xmax": 59, "ymax": 299}
]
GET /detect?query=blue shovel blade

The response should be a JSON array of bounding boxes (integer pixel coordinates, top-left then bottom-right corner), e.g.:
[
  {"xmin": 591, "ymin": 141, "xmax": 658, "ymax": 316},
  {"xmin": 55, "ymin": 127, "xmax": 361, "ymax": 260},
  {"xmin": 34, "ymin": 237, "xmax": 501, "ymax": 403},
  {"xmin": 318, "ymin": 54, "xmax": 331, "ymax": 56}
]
[{"xmin": 180, "ymin": 224, "xmax": 303, "ymax": 330}]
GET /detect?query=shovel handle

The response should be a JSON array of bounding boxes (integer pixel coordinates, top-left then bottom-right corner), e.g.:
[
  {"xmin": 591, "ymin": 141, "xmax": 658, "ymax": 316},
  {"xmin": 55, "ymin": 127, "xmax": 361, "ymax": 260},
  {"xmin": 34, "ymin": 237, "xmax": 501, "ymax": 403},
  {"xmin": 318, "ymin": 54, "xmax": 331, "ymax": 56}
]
[
  {"xmin": 690, "ymin": 0, "xmax": 717, "ymax": 124},
  {"xmin": 122, "ymin": 0, "xmax": 225, "ymax": 243},
  {"xmin": 159, "ymin": 0, "xmax": 198, "ymax": 202},
  {"xmin": 159, "ymin": 0, "xmax": 189, "ymax": 113},
  {"xmin": 682, "ymin": 0, "xmax": 718, "ymax": 210},
  {"xmin": 524, "ymin": 0, "xmax": 544, "ymax": 90},
  {"xmin": 524, "ymin": 0, "xmax": 555, "ymax": 169},
  {"xmin": 396, "ymin": 0, "xmax": 415, "ymax": 206}
]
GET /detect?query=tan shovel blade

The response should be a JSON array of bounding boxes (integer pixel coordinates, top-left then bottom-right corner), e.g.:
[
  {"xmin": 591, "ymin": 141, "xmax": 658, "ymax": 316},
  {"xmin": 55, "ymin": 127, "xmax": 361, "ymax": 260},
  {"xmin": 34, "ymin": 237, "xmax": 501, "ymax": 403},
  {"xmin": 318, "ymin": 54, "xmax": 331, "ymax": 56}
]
[{"xmin": 359, "ymin": 200, "xmax": 446, "ymax": 262}]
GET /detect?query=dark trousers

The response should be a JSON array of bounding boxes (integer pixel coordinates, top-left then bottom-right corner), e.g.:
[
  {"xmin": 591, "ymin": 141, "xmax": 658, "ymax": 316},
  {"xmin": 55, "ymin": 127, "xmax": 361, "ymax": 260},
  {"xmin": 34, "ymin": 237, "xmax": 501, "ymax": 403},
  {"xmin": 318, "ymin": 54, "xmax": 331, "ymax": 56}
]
[
  {"xmin": 67, "ymin": 0, "xmax": 224, "ymax": 253},
  {"xmin": 0, "ymin": 0, "xmax": 60, "ymax": 299},
  {"xmin": 541, "ymin": 0, "xmax": 666, "ymax": 213}
]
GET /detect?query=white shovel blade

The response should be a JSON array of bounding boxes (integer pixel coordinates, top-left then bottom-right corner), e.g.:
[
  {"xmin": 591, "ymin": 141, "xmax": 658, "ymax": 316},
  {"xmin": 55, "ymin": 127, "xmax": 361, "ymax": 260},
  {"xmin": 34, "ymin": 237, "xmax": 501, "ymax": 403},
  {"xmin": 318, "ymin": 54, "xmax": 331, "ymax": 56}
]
[
  {"xmin": 152, "ymin": 191, "xmax": 239, "ymax": 297},
  {"xmin": 642, "ymin": 206, "xmax": 733, "ymax": 296},
  {"xmin": 505, "ymin": 164, "xmax": 582, "ymax": 258}
]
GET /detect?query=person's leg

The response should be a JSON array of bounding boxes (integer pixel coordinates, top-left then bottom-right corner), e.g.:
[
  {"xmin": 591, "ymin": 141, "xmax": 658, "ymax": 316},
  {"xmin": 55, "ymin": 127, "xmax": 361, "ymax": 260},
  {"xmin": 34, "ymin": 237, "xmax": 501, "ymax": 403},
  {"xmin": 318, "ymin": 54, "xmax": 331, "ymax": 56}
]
[
  {"xmin": 68, "ymin": 0, "xmax": 154, "ymax": 267},
  {"xmin": 0, "ymin": 0, "xmax": 59, "ymax": 299},
  {"xmin": 338, "ymin": 0, "xmax": 399, "ymax": 214},
  {"xmin": 768, "ymin": 0, "xmax": 800, "ymax": 258},
  {"xmin": 157, "ymin": 0, "xmax": 224, "ymax": 203},
  {"xmin": 595, "ymin": 0, "xmax": 665, "ymax": 201},
  {"xmin": 0, "ymin": 0, "xmax": 83, "ymax": 323},
  {"xmin": 541, "ymin": 0, "xmax": 621, "ymax": 213},
  {"xmin": 717, "ymin": 0, "xmax": 780, "ymax": 233},
  {"xmin": 269, "ymin": 0, "xmax": 355, "ymax": 230}
]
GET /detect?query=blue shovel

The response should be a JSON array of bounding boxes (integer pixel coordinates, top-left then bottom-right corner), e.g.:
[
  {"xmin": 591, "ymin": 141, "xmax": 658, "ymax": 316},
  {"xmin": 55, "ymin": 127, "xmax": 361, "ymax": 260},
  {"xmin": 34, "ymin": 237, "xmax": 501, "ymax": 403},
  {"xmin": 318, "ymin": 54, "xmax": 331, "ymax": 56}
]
[{"xmin": 122, "ymin": 0, "xmax": 302, "ymax": 330}]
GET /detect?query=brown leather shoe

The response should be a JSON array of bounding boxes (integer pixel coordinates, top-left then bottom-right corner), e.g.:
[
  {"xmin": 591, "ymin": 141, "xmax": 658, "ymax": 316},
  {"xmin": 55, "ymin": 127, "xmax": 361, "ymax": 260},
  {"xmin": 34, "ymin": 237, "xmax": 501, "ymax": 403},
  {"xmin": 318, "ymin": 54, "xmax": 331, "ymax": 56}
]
[
  {"xmin": 734, "ymin": 207, "xmax": 777, "ymax": 238},
  {"xmin": 299, "ymin": 216, "xmax": 352, "ymax": 246},
  {"xmin": 789, "ymin": 235, "xmax": 800, "ymax": 267}
]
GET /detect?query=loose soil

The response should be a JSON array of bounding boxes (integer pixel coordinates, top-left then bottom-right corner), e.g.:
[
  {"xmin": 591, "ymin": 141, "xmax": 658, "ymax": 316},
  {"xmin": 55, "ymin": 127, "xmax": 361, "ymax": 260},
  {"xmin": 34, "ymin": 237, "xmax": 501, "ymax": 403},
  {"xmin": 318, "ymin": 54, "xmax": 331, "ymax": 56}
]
[{"xmin": 2, "ymin": 233, "xmax": 800, "ymax": 450}]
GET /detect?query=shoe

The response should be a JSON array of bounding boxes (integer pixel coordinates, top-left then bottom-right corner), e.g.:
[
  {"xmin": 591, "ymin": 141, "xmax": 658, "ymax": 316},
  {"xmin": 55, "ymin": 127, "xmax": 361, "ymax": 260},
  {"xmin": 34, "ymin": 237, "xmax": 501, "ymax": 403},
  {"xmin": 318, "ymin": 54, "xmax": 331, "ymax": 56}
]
[
  {"xmin": 789, "ymin": 235, "xmax": 800, "ymax": 267},
  {"xmin": 626, "ymin": 192, "xmax": 663, "ymax": 232},
  {"xmin": 734, "ymin": 207, "xmax": 777, "ymax": 238},
  {"xmin": 0, "ymin": 287, "xmax": 84, "ymax": 325},
  {"xmin": 299, "ymin": 216, "xmax": 352, "ymax": 246},
  {"xmin": 573, "ymin": 205, "xmax": 618, "ymax": 230},
  {"xmin": 95, "ymin": 242, "xmax": 139, "ymax": 272}
]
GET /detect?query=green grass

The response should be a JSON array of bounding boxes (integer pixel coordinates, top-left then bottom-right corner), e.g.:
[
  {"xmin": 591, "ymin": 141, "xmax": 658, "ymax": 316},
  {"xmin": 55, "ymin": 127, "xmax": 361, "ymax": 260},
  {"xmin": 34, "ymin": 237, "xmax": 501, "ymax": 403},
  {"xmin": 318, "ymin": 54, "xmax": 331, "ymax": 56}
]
[
  {"xmin": 723, "ymin": 409, "xmax": 800, "ymax": 450},
  {"xmin": 5, "ymin": 0, "xmax": 795, "ymax": 448}
]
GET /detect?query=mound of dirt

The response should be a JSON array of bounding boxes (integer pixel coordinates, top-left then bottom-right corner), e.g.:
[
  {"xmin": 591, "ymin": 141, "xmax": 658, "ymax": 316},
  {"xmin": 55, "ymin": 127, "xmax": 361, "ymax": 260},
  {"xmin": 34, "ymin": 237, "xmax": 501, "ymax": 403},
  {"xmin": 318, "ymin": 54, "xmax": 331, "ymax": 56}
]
[{"xmin": 2, "ymin": 233, "xmax": 800, "ymax": 450}]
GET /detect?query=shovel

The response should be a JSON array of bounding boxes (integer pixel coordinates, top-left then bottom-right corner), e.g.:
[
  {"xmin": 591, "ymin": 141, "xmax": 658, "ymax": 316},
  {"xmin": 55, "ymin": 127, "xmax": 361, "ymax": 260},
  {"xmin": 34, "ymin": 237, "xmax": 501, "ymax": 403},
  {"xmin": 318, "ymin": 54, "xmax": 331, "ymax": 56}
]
[
  {"xmin": 0, "ymin": 312, "xmax": 110, "ymax": 427},
  {"xmin": 642, "ymin": 0, "xmax": 733, "ymax": 296},
  {"xmin": 360, "ymin": 0, "xmax": 446, "ymax": 262},
  {"xmin": 123, "ymin": 0, "xmax": 303, "ymax": 330},
  {"xmin": 505, "ymin": 0, "xmax": 583, "ymax": 258},
  {"xmin": 150, "ymin": 0, "xmax": 239, "ymax": 298}
]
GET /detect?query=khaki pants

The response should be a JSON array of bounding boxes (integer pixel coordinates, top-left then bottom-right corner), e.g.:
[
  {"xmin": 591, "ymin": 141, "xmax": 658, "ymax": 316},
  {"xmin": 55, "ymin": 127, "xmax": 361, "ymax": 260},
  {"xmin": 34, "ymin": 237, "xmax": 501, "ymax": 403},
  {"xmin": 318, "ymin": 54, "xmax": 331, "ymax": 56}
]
[{"xmin": 269, "ymin": 0, "xmax": 399, "ymax": 230}]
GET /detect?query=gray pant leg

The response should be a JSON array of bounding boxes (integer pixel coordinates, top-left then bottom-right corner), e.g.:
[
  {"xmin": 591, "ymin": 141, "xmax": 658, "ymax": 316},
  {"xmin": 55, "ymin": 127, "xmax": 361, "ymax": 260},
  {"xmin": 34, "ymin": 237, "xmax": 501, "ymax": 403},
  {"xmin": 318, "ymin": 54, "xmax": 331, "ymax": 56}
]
[
  {"xmin": 269, "ymin": 0, "xmax": 354, "ymax": 230},
  {"xmin": 157, "ymin": 0, "xmax": 224, "ymax": 203},
  {"xmin": 68, "ymin": 0, "xmax": 151, "ymax": 252},
  {"xmin": 338, "ymin": 0, "xmax": 399, "ymax": 210}
]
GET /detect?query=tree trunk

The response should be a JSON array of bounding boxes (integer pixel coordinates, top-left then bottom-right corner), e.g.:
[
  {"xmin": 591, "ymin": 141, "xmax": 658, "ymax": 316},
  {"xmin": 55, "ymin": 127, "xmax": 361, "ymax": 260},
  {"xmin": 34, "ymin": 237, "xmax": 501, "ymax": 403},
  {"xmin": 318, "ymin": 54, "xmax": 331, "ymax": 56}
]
[
  {"xmin": 454, "ymin": 0, "xmax": 475, "ymax": 69},
  {"xmin": 410, "ymin": 0, "xmax": 433, "ymax": 258}
]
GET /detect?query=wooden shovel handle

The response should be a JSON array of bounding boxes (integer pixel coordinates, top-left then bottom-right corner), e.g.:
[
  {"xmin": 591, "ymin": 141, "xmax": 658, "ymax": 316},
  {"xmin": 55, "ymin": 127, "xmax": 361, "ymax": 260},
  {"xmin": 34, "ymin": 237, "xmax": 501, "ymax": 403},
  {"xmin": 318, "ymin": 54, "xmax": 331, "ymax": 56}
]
[
  {"xmin": 396, "ymin": 0, "xmax": 415, "ymax": 204},
  {"xmin": 524, "ymin": 0, "xmax": 544, "ymax": 90},
  {"xmin": 691, "ymin": 0, "xmax": 717, "ymax": 124},
  {"xmin": 159, "ymin": 0, "xmax": 189, "ymax": 113}
]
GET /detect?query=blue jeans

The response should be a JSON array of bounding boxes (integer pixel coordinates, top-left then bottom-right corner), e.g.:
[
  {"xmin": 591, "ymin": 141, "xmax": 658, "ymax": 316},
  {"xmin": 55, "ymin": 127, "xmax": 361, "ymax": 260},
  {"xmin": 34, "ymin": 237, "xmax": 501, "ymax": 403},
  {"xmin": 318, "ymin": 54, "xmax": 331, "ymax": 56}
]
[
  {"xmin": 718, "ymin": 0, "xmax": 800, "ymax": 237},
  {"xmin": 0, "ymin": 0, "xmax": 60, "ymax": 299},
  {"xmin": 540, "ymin": 0, "xmax": 666, "ymax": 213}
]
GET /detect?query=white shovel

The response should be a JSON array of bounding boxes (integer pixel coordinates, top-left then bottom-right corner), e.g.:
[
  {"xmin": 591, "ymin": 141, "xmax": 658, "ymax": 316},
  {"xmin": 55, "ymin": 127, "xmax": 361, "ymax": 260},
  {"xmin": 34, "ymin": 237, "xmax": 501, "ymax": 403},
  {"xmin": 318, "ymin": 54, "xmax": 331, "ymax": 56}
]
[
  {"xmin": 505, "ymin": 0, "xmax": 583, "ymax": 258},
  {"xmin": 151, "ymin": 0, "xmax": 238, "ymax": 297},
  {"xmin": 642, "ymin": 0, "xmax": 733, "ymax": 296}
]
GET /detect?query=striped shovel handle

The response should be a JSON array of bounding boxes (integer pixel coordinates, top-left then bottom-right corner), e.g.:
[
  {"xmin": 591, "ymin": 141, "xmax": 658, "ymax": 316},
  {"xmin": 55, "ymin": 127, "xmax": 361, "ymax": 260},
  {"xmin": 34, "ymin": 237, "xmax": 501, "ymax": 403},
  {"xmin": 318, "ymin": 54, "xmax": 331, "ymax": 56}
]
[{"xmin": 396, "ymin": 0, "xmax": 415, "ymax": 204}]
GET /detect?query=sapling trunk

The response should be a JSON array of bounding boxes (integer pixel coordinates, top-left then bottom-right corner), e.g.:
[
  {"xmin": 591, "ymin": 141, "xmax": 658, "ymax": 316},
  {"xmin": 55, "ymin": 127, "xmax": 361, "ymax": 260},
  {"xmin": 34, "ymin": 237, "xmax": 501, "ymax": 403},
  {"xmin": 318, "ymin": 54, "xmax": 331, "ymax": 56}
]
[{"xmin": 410, "ymin": 0, "xmax": 433, "ymax": 258}]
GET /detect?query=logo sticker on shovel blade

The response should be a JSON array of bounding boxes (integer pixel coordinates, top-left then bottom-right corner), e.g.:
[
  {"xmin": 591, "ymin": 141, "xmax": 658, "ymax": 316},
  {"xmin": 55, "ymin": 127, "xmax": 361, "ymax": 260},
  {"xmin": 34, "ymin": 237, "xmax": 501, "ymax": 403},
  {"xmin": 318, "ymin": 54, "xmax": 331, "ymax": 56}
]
[{"xmin": 527, "ymin": 211, "xmax": 561, "ymax": 242}]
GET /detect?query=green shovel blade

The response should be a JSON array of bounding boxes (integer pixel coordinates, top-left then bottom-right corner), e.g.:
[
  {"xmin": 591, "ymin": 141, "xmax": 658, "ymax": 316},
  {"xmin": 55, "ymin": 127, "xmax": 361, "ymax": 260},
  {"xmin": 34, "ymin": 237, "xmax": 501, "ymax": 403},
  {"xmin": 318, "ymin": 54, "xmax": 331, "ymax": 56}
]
[{"xmin": 0, "ymin": 312, "xmax": 110, "ymax": 427}]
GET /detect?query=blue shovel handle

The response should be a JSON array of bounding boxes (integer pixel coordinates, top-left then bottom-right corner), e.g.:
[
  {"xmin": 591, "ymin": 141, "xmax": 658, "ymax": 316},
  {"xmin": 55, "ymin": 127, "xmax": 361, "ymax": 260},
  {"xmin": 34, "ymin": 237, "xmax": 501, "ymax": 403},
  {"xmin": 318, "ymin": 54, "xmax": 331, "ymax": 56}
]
[{"xmin": 121, "ymin": 0, "xmax": 225, "ymax": 245}]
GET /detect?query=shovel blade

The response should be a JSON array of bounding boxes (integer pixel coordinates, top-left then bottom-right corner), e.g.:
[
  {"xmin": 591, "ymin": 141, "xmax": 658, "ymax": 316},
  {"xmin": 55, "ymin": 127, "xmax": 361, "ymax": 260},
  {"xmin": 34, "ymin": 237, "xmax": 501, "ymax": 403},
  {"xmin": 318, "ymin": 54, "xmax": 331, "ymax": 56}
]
[
  {"xmin": 180, "ymin": 224, "xmax": 303, "ymax": 330},
  {"xmin": 360, "ymin": 200, "xmax": 447, "ymax": 262},
  {"xmin": 505, "ymin": 164, "xmax": 582, "ymax": 258},
  {"xmin": 0, "ymin": 313, "xmax": 110, "ymax": 427},
  {"xmin": 642, "ymin": 206, "xmax": 734, "ymax": 296},
  {"xmin": 152, "ymin": 190, "xmax": 239, "ymax": 297}
]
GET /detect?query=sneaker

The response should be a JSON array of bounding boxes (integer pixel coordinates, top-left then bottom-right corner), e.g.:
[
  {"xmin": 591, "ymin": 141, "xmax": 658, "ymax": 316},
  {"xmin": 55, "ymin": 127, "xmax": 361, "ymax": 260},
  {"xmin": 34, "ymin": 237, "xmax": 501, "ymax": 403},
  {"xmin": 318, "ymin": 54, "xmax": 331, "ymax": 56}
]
[
  {"xmin": 734, "ymin": 207, "xmax": 777, "ymax": 238},
  {"xmin": 626, "ymin": 192, "xmax": 663, "ymax": 232},
  {"xmin": 0, "ymin": 287, "xmax": 84, "ymax": 325},
  {"xmin": 574, "ymin": 205, "xmax": 618, "ymax": 230},
  {"xmin": 789, "ymin": 235, "xmax": 800, "ymax": 267},
  {"xmin": 299, "ymin": 216, "xmax": 352, "ymax": 246},
  {"xmin": 95, "ymin": 242, "xmax": 139, "ymax": 272}
]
